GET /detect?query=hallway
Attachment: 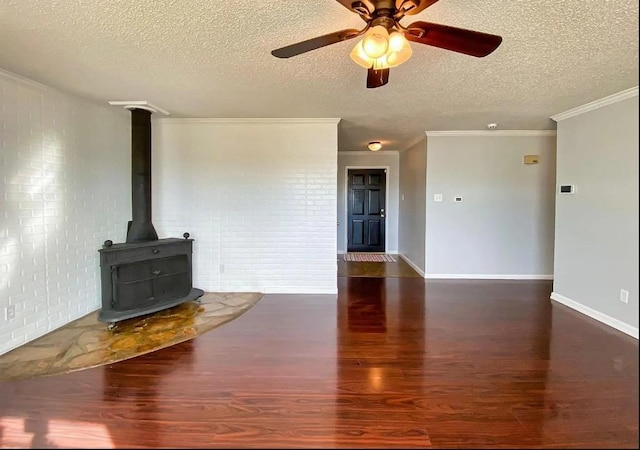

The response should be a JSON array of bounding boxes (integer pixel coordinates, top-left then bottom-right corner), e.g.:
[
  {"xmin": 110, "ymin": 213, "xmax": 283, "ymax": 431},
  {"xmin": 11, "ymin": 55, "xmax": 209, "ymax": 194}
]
[{"xmin": 337, "ymin": 254, "xmax": 422, "ymax": 278}]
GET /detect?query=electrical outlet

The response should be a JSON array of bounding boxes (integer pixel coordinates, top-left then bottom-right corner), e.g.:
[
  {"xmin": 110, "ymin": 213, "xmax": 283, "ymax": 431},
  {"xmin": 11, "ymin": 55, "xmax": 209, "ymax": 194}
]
[
  {"xmin": 5, "ymin": 305, "xmax": 15, "ymax": 320},
  {"xmin": 620, "ymin": 289, "xmax": 629, "ymax": 304},
  {"xmin": 434, "ymin": 194, "xmax": 443, "ymax": 202}
]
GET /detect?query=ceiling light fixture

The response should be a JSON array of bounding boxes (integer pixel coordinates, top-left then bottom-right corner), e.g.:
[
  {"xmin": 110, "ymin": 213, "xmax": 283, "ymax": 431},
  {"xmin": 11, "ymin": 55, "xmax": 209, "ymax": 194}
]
[
  {"xmin": 350, "ymin": 25, "xmax": 412, "ymax": 71},
  {"xmin": 271, "ymin": 1, "xmax": 503, "ymax": 89},
  {"xmin": 368, "ymin": 141, "xmax": 382, "ymax": 151}
]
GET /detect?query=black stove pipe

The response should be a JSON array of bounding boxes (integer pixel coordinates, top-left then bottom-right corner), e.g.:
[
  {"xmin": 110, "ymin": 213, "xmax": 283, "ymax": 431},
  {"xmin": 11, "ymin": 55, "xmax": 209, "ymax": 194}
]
[{"xmin": 126, "ymin": 108, "xmax": 158, "ymax": 243}]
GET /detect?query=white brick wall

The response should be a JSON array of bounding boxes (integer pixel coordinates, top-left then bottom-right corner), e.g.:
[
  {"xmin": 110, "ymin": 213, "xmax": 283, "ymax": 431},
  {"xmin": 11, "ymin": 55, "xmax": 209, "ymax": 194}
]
[
  {"xmin": 0, "ymin": 73, "xmax": 338, "ymax": 355},
  {"xmin": 0, "ymin": 69, "xmax": 130, "ymax": 355},
  {"xmin": 152, "ymin": 119, "xmax": 339, "ymax": 294}
]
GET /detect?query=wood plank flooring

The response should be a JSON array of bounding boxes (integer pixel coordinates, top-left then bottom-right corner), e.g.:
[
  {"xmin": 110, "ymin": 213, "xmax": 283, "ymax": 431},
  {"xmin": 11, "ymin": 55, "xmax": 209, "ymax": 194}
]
[{"xmin": 0, "ymin": 277, "xmax": 637, "ymax": 448}]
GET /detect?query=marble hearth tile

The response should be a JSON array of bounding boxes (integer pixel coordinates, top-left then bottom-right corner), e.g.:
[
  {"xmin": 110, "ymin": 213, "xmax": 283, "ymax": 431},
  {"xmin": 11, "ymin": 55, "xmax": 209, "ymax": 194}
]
[{"xmin": 0, "ymin": 292, "xmax": 262, "ymax": 383}]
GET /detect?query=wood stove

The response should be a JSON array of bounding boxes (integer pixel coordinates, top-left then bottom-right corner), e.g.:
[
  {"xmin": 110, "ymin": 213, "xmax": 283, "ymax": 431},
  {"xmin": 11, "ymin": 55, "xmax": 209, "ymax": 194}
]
[{"xmin": 98, "ymin": 104, "xmax": 203, "ymax": 326}]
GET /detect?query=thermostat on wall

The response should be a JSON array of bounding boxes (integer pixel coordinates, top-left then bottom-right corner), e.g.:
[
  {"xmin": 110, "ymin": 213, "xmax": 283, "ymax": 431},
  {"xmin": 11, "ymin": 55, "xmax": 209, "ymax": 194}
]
[
  {"xmin": 559, "ymin": 185, "xmax": 575, "ymax": 194},
  {"xmin": 524, "ymin": 155, "xmax": 539, "ymax": 164}
]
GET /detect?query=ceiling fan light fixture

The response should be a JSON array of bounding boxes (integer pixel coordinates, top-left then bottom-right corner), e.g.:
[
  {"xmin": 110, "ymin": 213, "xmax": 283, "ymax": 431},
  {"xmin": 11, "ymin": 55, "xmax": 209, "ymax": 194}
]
[
  {"xmin": 362, "ymin": 25, "xmax": 389, "ymax": 58},
  {"xmin": 368, "ymin": 141, "xmax": 382, "ymax": 151},
  {"xmin": 350, "ymin": 40, "xmax": 374, "ymax": 69},
  {"xmin": 372, "ymin": 54, "xmax": 389, "ymax": 70},
  {"xmin": 388, "ymin": 31, "xmax": 406, "ymax": 52},
  {"xmin": 385, "ymin": 42, "xmax": 412, "ymax": 68},
  {"xmin": 271, "ymin": 1, "xmax": 503, "ymax": 88},
  {"xmin": 351, "ymin": 32, "xmax": 412, "ymax": 70}
]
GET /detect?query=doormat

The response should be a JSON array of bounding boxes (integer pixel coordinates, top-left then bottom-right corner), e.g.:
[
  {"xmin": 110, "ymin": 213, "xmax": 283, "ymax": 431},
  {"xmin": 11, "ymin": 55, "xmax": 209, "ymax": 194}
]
[{"xmin": 344, "ymin": 253, "xmax": 397, "ymax": 262}]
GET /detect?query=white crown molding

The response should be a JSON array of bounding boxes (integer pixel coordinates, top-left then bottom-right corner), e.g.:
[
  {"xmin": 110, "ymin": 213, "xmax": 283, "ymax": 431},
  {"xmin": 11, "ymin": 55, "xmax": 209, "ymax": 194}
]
[
  {"xmin": 338, "ymin": 150, "xmax": 399, "ymax": 156},
  {"xmin": 551, "ymin": 292, "xmax": 639, "ymax": 339},
  {"xmin": 155, "ymin": 117, "xmax": 341, "ymax": 125},
  {"xmin": 551, "ymin": 86, "xmax": 639, "ymax": 122},
  {"xmin": 108, "ymin": 100, "xmax": 170, "ymax": 115},
  {"xmin": 0, "ymin": 68, "xmax": 116, "ymax": 114},
  {"xmin": 425, "ymin": 130, "xmax": 557, "ymax": 137},
  {"xmin": 0, "ymin": 67, "xmax": 55, "ymax": 92}
]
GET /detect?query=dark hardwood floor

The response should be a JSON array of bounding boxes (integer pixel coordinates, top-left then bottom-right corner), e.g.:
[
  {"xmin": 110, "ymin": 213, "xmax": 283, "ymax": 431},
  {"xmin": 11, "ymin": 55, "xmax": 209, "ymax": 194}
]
[{"xmin": 0, "ymin": 277, "xmax": 637, "ymax": 448}]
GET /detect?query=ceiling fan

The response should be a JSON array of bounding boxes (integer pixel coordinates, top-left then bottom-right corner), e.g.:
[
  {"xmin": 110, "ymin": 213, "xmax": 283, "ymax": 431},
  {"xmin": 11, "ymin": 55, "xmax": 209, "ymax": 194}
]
[{"xmin": 271, "ymin": 0, "xmax": 503, "ymax": 88}]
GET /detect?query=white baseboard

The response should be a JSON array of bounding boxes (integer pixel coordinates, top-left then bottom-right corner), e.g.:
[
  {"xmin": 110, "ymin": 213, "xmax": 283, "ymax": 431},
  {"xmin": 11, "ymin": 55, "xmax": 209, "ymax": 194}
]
[
  {"xmin": 550, "ymin": 292, "xmax": 639, "ymax": 339},
  {"xmin": 262, "ymin": 287, "xmax": 338, "ymax": 295},
  {"xmin": 399, "ymin": 254, "xmax": 425, "ymax": 277},
  {"xmin": 426, "ymin": 274, "xmax": 554, "ymax": 280}
]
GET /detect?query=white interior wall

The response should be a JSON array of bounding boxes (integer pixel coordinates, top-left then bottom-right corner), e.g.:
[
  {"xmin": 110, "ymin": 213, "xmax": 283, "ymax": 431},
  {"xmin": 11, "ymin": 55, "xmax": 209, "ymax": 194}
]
[
  {"xmin": 398, "ymin": 138, "xmax": 427, "ymax": 275},
  {"xmin": 425, "ymin": 132, "xmax": 557, "ymax": 278},
  {"xmin": 551, "ymin": 88, "xmax": 638, "ymax": 338},
  {"xmin": 152, "ymin": 118, "xmax": 339, "ymax": 294},
  {"xmin": 337, "ymin": 151, "xmax": 399, "ymax": 254},
  {"xmin": 0, "ymin": 69, "xmax": 130, "ymax": 356}
]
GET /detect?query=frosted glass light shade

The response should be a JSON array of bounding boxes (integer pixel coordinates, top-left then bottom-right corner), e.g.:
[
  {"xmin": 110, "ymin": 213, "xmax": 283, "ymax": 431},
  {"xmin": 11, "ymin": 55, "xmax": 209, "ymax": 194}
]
[
  {"xmin": 388, "ymin": 31, "xmax": 406, "ymax": 52},
  {"xmin": 368, "ymin": 141, "xmax": 382, "ymax": 151},
  {"xmin": 350, "ymin": 40, "xmax": 374, "ymax": 69},
  {"xmin": 350, "ymin": 30, "xmax": 412, "ymax": 70},
  {"xmin": 385, "ymin": 44, "xmax": 412, "ymax": 68},
  {"xmin": 362, "ymin": 26, "xmax": 390, "ymax": 58}
]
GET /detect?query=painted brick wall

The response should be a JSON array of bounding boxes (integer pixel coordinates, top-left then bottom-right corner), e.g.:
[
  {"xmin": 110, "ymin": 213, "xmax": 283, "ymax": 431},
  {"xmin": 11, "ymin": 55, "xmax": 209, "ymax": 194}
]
[
  {"xmin": 152, "ymin": 119, "xmax": 339, "ymax": 294},
  {"xmin": 0, "ymin": 70, "xmax": 130, "ymax": 355}
]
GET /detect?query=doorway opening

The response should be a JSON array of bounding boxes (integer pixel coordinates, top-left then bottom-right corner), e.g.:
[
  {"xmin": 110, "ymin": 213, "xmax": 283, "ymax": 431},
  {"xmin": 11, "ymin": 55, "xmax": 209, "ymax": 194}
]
[{"xmin": 346, "ymin": 168, "xmax": 387, "ymax": 253}]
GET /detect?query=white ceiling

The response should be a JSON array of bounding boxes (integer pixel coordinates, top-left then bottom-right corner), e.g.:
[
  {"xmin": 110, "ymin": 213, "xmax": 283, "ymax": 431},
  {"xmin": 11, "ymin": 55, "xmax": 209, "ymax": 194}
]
[{"xmin": 0, "ymin": 0, "xmax": 638, "ymax": 151}]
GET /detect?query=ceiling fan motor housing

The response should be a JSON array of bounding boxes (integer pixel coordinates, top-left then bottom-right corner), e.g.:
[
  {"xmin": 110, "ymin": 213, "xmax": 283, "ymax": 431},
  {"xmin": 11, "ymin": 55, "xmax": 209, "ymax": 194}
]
[{"xmin": 371, "ymin": 15, "xmax": 396, "ymax": 30}]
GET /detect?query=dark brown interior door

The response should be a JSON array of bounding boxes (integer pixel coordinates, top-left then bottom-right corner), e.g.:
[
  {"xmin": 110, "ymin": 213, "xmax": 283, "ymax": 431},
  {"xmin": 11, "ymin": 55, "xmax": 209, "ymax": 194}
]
[{"xmin": 347, "ymin": 169, "xmax": 386, "ymax": 252}]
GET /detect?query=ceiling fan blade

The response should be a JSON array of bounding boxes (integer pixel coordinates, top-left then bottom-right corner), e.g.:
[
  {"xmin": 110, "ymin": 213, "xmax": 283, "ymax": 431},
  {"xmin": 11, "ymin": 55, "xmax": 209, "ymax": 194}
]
[
  {"xmin": 271, "ymin": 29, "xmax": 361, "ymax": 58},
  {"xmin": 366, "ymin": 68, "xmax": 389, "ymax": 88},
  {"xmin": 396, "ymin": 0, "xmax": 440, "ymax": 15},
  {"xmin": 404, "ymin": 21, "xmax": 502, "ymax": 57}
]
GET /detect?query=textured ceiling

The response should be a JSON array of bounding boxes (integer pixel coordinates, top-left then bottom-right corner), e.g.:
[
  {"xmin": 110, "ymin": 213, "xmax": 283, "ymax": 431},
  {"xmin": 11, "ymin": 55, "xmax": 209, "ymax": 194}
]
[{"xmin": 0, "ymin": 0, "xmax": 638, "ymax": 151}]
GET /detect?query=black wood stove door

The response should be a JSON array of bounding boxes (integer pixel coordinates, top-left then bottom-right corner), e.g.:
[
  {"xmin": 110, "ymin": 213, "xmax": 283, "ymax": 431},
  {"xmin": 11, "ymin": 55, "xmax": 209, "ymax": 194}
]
[{"xmin": 113, "ymin": 255, "xmax": 190, "ymax": 310}]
